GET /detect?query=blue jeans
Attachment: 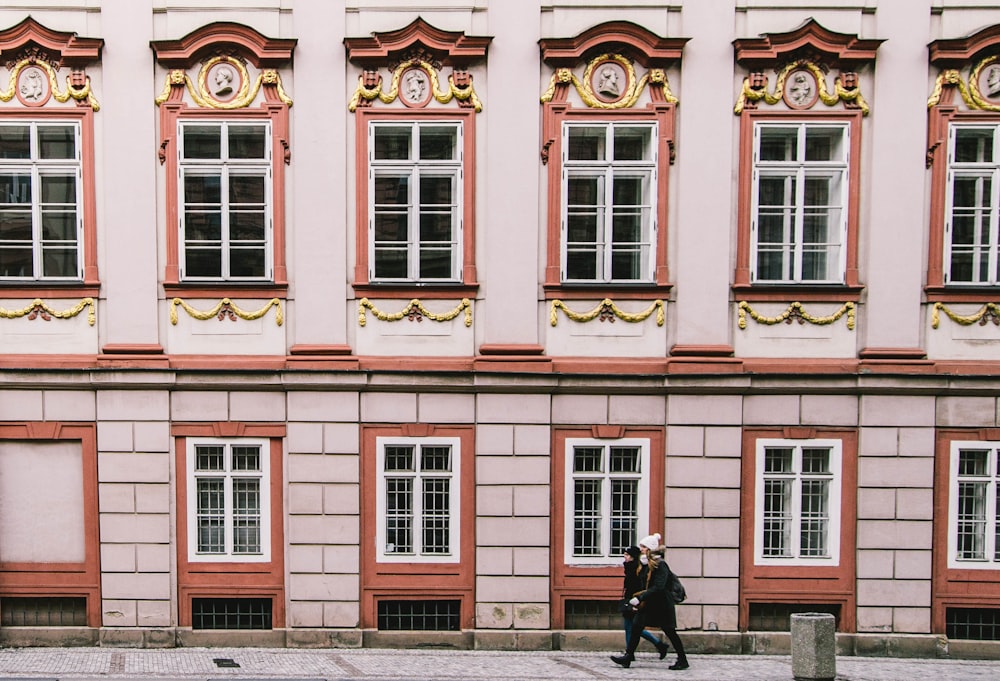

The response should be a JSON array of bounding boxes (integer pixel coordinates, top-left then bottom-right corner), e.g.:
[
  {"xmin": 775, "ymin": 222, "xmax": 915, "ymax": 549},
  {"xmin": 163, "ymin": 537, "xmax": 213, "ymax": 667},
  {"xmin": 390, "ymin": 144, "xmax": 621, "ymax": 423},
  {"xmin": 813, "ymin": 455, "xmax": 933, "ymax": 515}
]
[{"xmin": 623, "ymin": 614, "xmax": 661, "ymax": 649}]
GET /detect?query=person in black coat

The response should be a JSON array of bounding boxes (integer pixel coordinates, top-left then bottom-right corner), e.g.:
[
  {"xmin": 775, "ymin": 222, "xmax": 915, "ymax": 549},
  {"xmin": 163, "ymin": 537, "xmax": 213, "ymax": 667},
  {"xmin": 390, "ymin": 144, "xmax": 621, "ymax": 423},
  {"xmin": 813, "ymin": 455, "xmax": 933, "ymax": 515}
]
[
  {"xmin": 620, "ymin": 545, "xmax": 668, "ymax": 658},
  {"xmin": 611, "ymin": 533, "xmax": 689, "ymax": 670}
]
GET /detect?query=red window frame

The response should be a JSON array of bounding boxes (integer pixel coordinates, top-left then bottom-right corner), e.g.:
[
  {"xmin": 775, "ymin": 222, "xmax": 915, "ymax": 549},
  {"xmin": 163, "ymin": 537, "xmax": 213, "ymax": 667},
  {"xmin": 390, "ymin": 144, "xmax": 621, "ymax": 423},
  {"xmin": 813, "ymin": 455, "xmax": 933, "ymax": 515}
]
[
  {"xmin": 360, "ymin": 424, "xmax": 475, "ymax": 630},
  {"xmin": 0, "ymin": 18, "xmax": 102, "ymax": 299},
  {"xmin": 739, "ymin": 427, "xmax": 858, "ymax": 632},
  {"xmin": 732, "ymin": 19, "xmax": 880, "ymax": 304},
  {"xmin": 549, "ymin": 425, "xmax": 664, "ymax": 628},
  {"xmin": 539, "ymin": 22, "xmax": 685, "ymax": 301},
  {"xmin": 345, "ymin": 18, "xmax": 490, "ymax": 300},
  {"xmin": 926, "ymin": 25, "xmax": 1000, "ymax": 302},
  {"xmin": 151, "ymin": 23, "xmax": 295, "ymax": 299},
  {"xmin": 172, "ymin": 421, "xmax": 286, "ymax": 628},
  {"xmin": 0, "ymin": 422, "xmax": 101, "ymax": 626}
]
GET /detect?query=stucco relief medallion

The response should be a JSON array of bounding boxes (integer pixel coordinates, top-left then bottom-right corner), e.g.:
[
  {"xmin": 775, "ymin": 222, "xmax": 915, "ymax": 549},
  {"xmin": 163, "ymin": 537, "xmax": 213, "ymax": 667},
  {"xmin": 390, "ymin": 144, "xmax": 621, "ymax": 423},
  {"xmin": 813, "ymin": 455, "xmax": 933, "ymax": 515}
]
[
  {"xmin": 205, "ymin": 59, "xmax": 242, "ymax": 104},
  {"xmin": 15, "ymin": 64, "xmax": 50, "ymax": 106},
  {"xmin": 589, "ymin": 58, "xmax": 628, "ymax": 104},
  {"xmin": 400, "ymin": 66, "xmax": 432, "ymax": 107},
  {"xmin": 979, "ymin": 63, "xmax": 1000, "ymax": 101},
  {"xmin": 783, "ymin": 68, "xmax": 818, "ymax": 109}
]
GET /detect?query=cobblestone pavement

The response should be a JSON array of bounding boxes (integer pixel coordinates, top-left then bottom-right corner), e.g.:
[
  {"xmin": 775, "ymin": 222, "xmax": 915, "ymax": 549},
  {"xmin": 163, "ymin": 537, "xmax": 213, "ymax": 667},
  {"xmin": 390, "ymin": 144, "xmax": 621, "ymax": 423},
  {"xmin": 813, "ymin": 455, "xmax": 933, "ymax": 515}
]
[{"xmin": 0, "ymin": 648, "xmax": 998, "ymax": 681}]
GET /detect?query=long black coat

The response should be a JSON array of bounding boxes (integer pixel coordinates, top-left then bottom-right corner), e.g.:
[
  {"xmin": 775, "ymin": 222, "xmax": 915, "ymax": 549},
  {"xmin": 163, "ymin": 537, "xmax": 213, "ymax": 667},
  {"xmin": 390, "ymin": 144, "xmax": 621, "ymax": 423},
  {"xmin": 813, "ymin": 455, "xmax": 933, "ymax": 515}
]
[{"xmin": 634, "ymin": 557, "xmax": 678, "ymax": 631}]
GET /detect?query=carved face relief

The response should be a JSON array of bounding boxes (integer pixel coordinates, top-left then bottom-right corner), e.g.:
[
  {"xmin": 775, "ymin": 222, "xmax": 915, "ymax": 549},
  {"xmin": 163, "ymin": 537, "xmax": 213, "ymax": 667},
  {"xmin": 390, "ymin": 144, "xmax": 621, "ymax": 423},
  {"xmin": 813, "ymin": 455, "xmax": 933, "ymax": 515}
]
[
  {"xmin": 206, "ymin": 61, "xmax": 241, "ymax": 103},
  {"xmin": 400, "ymin": 66, "xmax": 431, "ymax": 107},
  {"xmin": 591, "ymin": 60, "xmax": 627, "ymax": 102},
  {"xmin": 784, "ymin": 69, "xmax": 818, "ymax": 109},
  {"xmin": 16, "ymin": 65, "xmax": 49, "ymax": 106},
  {"xmin": 983, "ymin": 64, "xmax": 1000, "ymax": 99}
]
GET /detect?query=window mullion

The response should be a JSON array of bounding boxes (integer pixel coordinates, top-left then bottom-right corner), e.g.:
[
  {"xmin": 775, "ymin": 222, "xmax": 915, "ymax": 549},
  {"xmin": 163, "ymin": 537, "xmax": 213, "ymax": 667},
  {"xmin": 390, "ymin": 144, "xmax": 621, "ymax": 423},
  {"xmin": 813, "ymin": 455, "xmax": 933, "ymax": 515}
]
[
  {"xmin": 793, "ymin": 165, "xmax": 807, "ymax": 282},
  {"xmin": 220, "ymin": 165, "xmax": 231, "ymax": 280},
  {"xmin": 791, "ymin": 446, "xmax": 804, "ymax": 558},
  {"xmin": 989, "ymin": 449, "xmax": 999, "ymax": 563},
  {"xmin": 990, "ymin": 167, "xmax": 1000, "ymax": 284},
  {"xmin": 603, "ymin": 165, "xmax": 613, "ymax": 282},
  {"xmin": 31, "ymin": 164, "xmax": 43, "ymax": 280},
  {"xmin": 223, "ymin": 449, "xmax": 234, "ymax": 556},
  {"xmin": 601, "ymin": 447, "xmax": 612, "ymax": 557},
  {"xmin": 410, "ymin": 166, "xmax": 419, "ymax": 281}
]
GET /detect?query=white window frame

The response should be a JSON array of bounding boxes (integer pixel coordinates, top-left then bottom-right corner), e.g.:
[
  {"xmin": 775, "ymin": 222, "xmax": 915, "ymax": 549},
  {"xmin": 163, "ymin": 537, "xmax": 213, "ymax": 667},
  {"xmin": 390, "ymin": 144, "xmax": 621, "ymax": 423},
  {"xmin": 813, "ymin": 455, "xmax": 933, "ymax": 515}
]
[
  {"xmin": 560, "ymin": 121, "xmax": 657, "ymax": 284},
  {"xmin": 177, "ymin": 120, "xmax": 273, "ymax": 282},
  {"xmin": 563, "ymin": 437, "xmax": 650, "ymax": 566},
  {"xmin": 368, "ymin": 121, "xmax": 463, "ymax": 283},
  {"xmin": 0, "ymin": 120, "xmax": 83, "ymax": 281},
  {"xmin": 375, "ymin": 436, "xmax": 461, "ymax": 564},
  {"xmin": 754, "ymin": 438, "xmax": 842, "ymax": 566},
  {"xmin": 944, "ymin": 124, "xmax": 1000, "ymax": 286},
  {"xmin": 185, "ymin": 437, "xmax": 271, "ymax": 563},
  {"xmin": 750, "ymin": 122, "xmax": 849, "ymax": 284},
  {"xmin": 948, "ymin": 441, "xmax": 1000, "ymax": 570}
]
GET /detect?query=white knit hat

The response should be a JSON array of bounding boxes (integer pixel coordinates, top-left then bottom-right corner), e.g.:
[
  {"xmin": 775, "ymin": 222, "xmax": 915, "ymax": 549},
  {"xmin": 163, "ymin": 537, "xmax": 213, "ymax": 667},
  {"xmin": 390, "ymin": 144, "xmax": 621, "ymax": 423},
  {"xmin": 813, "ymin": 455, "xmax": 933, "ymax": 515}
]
[{"xmin": 639, "ymin": 532, "xmax": 661, "ymax": 551}]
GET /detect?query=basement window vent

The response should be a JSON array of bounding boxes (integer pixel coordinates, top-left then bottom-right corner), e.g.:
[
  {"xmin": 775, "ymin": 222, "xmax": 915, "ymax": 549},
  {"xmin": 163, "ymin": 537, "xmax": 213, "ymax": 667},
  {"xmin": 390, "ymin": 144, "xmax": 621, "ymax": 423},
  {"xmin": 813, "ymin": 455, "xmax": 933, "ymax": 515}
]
[
  {"xmin": 0, "ymin": 597, "xmax": 87, "ymax": 626},
  {"xmin": 748, "ymin": 603, "xmax": 841, "ymax": 631},
  {"xmin": 192, "ymin": 597, "xmax": 272, "ymax": 630},
  {"xmin": 947, "ymin": 607, "xmax": 1000, "ymax": 641},
  {"xmin": 377, "ymin": 599, "xmax": 460, "ymax": 631},
  {"xmin": 564, "ymin": 599, "xmax": 619, "ymax": 630}
]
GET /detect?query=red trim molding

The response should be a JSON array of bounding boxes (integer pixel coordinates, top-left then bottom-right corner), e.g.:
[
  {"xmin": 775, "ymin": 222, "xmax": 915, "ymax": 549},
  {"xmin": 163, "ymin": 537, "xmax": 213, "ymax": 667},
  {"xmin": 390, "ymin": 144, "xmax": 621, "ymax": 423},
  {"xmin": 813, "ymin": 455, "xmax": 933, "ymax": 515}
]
[
  {"xmin": 0, "ymin": 422, "xmax": 101, "ymax": 627},
  {"xmin": 344, "ymin": 18, "xmax": 491, "ymax": 68}
]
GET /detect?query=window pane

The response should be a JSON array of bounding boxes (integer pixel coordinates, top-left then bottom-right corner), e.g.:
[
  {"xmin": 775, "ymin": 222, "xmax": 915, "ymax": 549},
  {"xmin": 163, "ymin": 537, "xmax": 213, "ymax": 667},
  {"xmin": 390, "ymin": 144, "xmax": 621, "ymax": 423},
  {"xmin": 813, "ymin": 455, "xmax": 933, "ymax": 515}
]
[
  {"xmin": 421, "ymin": 446, "xmax": 451, "ymax": 472},
  {"xmin": 374, "ymin": 249, "xmax": 407, "ymax": 279},
  {"xmin": 385, "ymin": 446, "xmax": 414, "ymax": 472},
  {"xmin": 422, "ymin": 477, "xmax": 450, "ymax": 554},
  {"xmin": 374, "ymin": 175, "xmax": 409, "ymax": 206},
  {"xmin": 419, "ymin": 247, "xmax": 451, "ymax": 279},
  {"xmin": 183, "ymin": 125, "xmax": 222, "ymax": 159},
  {"xmin": 763, "ymin": 479, "xmax": 792, "ymax": 557},
  {"xmin": 184, "ymin": 174, "xmax": 222, "ymax": 204},
  {"xmin": 613, "ymin": 126, "xmax": 652, "ymax": 161},
  {"xmin": 759, "ymin": 127, "xmax": 798, "ymax": 161},
  {"xmin": 764, "ymin": 448, "xmax": 793, "ymax": 473},
  {"xmin": 610, "ymin": 479, "xmax": 638, "ymax": 554},
  {"xmin": 197, "ymin": 478, "xmax": 225, "ymax": 553},
  {"xmin": 955, "ymin": 128, "xmax": 995, "ymax": 163},
  {"xmin": 40, "ymin": 175, "xmax": 76, "ymax": 204},
  {"xmin": 232, "ymin": 446, "xmax": 260, "ymax": 472},
  {"xmin": 805, "ymin": 127, "xmax": 846, "ymax": 162},
  {"xmin": 567, "ymin": 126, "xmax": 606, "ymax": 161},
  {"xmin": 232, "ymin": 478, "xmax": 261, "ymax": 554},
  {"xmin": 228, "ymin": 125, "xmax": 267, "ymax": 159},
  {"xmin": 41, "ymin": 211, "xmax": 76, "ymax": 241},
  {"xmin": 196, "ymin": 446, "xmax": 225, "ymax": 471},
  {"xmin": 799, "ymin": 479, "xmax": 829, "ymax": 557},
  {"xmin": 37, "ymin": 126, "xmax": 76, "ymax": 160},
  {"xmin": 184, "ymin": 212, "xmax": 222, "ymax": 241},
  {"xmin": 0, "ymin": 210, "xmax": 32, "ymax": 240},
  {"xmin": 0, "ymin": 126, "xmax": 29, "ymax": 159},
  {"xmin": 957, "ymin": 481, "xmax": 987, "ymax": 560},
  {"xmin": 0, "ymin": 247, "xmax": 32, "ymax": 277},
  {"xmin": 573, "ymin": 446, "xmax": 604, "ymax": 473},
  {"xmin": 185, "ymin": 249, "xmax": 222, "ymax": 278},
  {"xmin": 419, "ymin": 175, "xmax": 453, "ymax": 205},
  {"xmin": 230, "ymin": 212, "xmax": 265, "ymax": 242},
  {"xmin": 229, "ymin": 248, "xmax": 265, "ymax": 278},
  {"xmin": 959, "ymin": 450, "xmax": 990, "ymax": 476},
  {"xmin": 41, "ymin": 247, "xmax": 77, "ymax": 278},
  {"xmin": 230, "ymin": 174, "xmax": 265, "ymax": 204},
  {"xmin": 420, "ymin": 213, "xmax": 452, "ymax": 242},
  {"xmin": 609, "ymin": 447, "xmax": 640, "ymax": 473},
  {"xmin": 0, "ymin": 174, "xmax": 31, "ymax": 204},
  {"xmin": 566, "ymin": 248, "xmax": 599, "ymax": 280},
  {"xmin": 385, "ymin": 477, "xmax": 413, "ymax": 553},
  {"xmin": 573, "ymin": 479, "xmax": 601, "ymax": 555},
  {"xmin": 374, "ymin": 126, "xmax": 411, "ymax": 160},
  {"xmin": 419, "ymin": 126, "xmax": 457, "ymax": 160},
  {"xmin": 801, "ymin": 448, "xmax": 831, "ymax": 474}
]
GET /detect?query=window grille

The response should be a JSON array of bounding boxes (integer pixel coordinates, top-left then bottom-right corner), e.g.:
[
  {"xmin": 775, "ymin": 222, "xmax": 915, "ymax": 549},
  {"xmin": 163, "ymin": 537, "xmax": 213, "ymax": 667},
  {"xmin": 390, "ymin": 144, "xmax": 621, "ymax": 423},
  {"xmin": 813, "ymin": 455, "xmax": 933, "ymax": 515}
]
[
  {"xmin": 564, "ymin": 600, "xmax": 619, "ymax": 630},
  {"xmin": 377, "ymin": 599, "xmax": 460, "ymax": 631},
  {"xmin": 950, "ymin": 443, "xmax": 1000, "ymax": 568},
  {"xmin": 946, "ymin": 607, "xmax": 1000, "ymax": 641},
  {"xmin": 0, "ymin": 597, "xmax": 87, "ymax": 626},
  {"xmin": 191, "ymin": 597, "xmax": 272, "ymax": 630},
  {"xmin": 747, "ymin": 602, "xmax": 840, "ymax": 632}
]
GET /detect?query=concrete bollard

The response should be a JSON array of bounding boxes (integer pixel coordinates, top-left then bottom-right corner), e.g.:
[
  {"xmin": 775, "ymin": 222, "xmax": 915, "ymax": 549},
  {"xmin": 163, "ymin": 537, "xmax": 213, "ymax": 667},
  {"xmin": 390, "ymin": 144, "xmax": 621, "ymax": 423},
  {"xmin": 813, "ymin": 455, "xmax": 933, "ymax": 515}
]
[{"xmin": 790, "ymin": 612, "xmax": 836, "ymax": 681}]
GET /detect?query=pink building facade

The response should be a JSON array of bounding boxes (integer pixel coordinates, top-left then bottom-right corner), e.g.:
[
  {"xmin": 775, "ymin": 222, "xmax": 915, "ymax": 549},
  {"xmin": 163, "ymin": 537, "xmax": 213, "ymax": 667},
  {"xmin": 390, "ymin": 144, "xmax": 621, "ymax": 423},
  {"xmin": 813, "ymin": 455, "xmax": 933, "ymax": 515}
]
[{"xmin": 0, "ymin": 0, "xmax": 999, "ymax": 655}]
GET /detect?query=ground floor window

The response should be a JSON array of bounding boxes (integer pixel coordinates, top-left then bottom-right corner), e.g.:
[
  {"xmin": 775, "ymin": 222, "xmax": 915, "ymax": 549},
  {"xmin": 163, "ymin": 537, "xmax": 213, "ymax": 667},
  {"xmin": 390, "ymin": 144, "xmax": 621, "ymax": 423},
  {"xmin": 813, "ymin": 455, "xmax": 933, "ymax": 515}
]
[
  {"xmin": 946, "ymin": 607, "xmax": 1000, "ymax": 641},
  {"xmin": 377, "ymin": 599, "xmax": 460, "ymax": 631},
  {"xmin": 747, "ymin": 602, "xmax": 840, "ymax": 631},
  {"xmin": 0, "ymin": 596, "xmax": 87, "ymax": 626},
  {"xmin": 191, "ymin": 597, "xmax": 272, "ymax": 630}
]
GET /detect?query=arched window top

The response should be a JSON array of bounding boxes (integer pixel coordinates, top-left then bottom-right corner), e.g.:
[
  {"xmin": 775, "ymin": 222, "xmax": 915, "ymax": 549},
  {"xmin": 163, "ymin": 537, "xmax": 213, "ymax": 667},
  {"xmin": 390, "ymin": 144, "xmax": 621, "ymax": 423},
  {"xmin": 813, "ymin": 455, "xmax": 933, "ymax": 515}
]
[
  {"xmin": 0, "ymin": 16, "xmax": 103, "ymax": 65},
  {"xmin": 344, "ymin": 17, "xmax": 491, "ymax": 69},
  {"xmin": 150, "ymin": 22, "xmax": 295, "ymax": 69},
  {"xmin": 733, "ymin": 18, "xmax": 882, "ymax": 69},
  {"xmin": 539, "ymin": 21, "xmax": 687, "ymax": 69}
]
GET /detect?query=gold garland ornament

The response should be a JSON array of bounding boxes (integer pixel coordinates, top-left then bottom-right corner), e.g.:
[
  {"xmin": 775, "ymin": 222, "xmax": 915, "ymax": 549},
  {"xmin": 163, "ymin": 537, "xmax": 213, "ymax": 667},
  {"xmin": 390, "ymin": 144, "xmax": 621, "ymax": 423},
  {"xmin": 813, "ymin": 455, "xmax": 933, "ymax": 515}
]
[
  {"xmin": 1, "ymin": 58, "xmax": 100, "ymax": 110},
  {"xmin": 738, "ymin": 300, "xmax": 855, "ymax": 330},
  {"xmin": 927, "ymin": 56, "xmax": 1000, "ymax": 112},
  {"xmin": 540, "ymin": 54, "xmax": 677, "ymax": 109},
  {"xmin": 349, "ymin": 59, "xmax": 483, "ymax": 112},
  {"xmin": 358, "ymin": 298, "xmax": 472, "ymax": 327},
  {"xmin": 155, "ymin": 56, "xmax": 292, "ymax": 108},
  {"xmin": 0, "ymin": 297, "xmax": 95, "ymax": 325},
  {"xmin": 550, "ymin": 299, "xmax": 664, "ymax": 326},
  {"xmin": 170, "ymin": 298, "xmax": 283, "ymax": 325},
  {"xmin": 734, "ymin": 60, "xmax": 869, "ymax": 115},
  {"xmin": 931, "ymin": 302, "xmax": 1000, "ymax": 329}
]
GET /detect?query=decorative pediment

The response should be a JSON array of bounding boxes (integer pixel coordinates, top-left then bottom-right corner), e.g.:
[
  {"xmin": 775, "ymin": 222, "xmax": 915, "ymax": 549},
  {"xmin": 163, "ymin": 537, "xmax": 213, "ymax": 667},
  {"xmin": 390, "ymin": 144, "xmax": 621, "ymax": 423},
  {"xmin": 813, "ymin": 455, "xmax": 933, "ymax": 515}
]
[
  {"xmin": 151, "ymin": 22, "xmax": 295, "ymax": 109},
  {"xmin": 927, "ymin": 24, "xmax": 1000, "ymax": 112},
  {"xmin": 0, "ymin": 17, "xmax": 103, "ymax": 110},
  {"xmin": 345, "ymin": 18, "xmax": 491, "ymax": 112},
  {"xmin": 733, "ymin": 19, "xmax": 882, "ymax": 115},
  {"xmin": 538, "ymin": 22, "xmax": 688, "ymax": 110}
]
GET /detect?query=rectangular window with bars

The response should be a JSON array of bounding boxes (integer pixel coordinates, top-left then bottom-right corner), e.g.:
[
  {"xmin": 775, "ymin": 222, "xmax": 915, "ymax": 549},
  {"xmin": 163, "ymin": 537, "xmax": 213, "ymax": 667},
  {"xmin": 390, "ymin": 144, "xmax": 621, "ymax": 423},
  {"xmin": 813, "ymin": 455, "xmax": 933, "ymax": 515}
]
[
  {"xmin": 564, "ymin": 438, "xmax": 650, "ymax": 565},
  {"xmin": 376, "ymin": 437, "xmax": 461, "ymax": 563},
  {"xmin": 187, "ymin": 438, "xmax": 270, "ymax": 563},
  {"xmin": 944, "ymin": 125, "xmax": 1000, "ymax": 285},
  {"xmin": 949, "ymin": 443, "xmax": 1000, "ymax": 569},
  {"xmin": 754, "ymin": 439, "xmax": 842, "ymax": 566}
]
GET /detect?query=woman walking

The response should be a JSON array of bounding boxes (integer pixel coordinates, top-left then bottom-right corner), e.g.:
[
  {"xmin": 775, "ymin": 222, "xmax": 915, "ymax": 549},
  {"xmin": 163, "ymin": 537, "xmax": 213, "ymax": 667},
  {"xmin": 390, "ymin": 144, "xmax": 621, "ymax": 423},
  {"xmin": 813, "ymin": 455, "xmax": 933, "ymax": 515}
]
[
  {"xmin": 620, "ymin": 545, "xmax": 669, "ymax": 658},
  {"xmin": 611, "ymin": 533, "xmax": 689, "ymax": 670}
]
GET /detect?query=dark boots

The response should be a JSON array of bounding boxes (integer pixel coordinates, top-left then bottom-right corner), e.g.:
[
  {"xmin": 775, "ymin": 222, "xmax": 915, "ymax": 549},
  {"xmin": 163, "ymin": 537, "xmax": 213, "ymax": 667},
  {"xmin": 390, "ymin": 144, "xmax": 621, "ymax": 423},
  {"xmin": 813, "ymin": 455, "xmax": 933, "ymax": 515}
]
[
  {"xmin": 656, "ymin": 639, "xmax": 669, "ymax": 659},
  {"xmin": 669, "ymin": 656, "xmax": 689, "ymax": 670},
  {"xmin": 610, "ymin": 652, "xmax": 634, "ymax": 668}
]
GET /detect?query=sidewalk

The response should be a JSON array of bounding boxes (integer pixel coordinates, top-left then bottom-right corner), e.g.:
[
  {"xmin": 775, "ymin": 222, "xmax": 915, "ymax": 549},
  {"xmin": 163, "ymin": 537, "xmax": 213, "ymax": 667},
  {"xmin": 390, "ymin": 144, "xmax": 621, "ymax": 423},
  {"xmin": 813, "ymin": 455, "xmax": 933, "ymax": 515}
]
[{"xmin": 0, "ymin": 648, "xmax": 998, "ymax": 681}]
